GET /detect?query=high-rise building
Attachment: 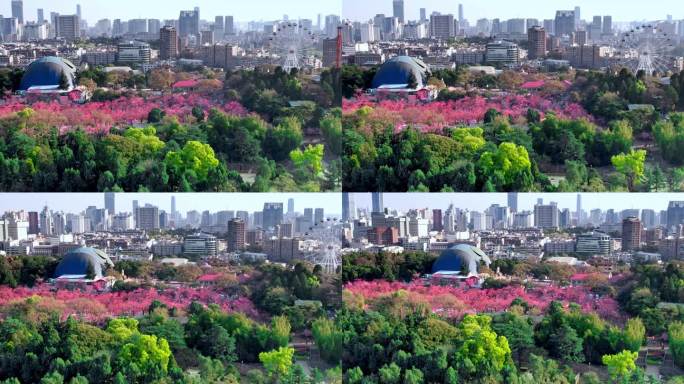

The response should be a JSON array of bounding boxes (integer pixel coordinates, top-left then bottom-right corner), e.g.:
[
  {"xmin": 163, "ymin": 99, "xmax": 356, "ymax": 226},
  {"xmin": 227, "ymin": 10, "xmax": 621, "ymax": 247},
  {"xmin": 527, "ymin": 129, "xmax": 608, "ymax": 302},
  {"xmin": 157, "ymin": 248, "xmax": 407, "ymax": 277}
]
[
  {"xmin": 227, "ymin": 218, "xmax": 246, "ymax": 252},
  {"xmin": 160, "ymin": 26, "xmax": 178, "ymax": 59},
  {"xmin": 342, "ymin": 192, "xmax": 352, "ymax": 221},
  {"xmin": 622, "ymin": 217, "xmax": 642, "ymax": 251},
  {"xmin": 667, "ymin": 201, "xmax": 684, "ymax": 232},
  {"xmin": 171, "ymin": 196, "xmax": 176, "ymax": 219},
  {"xmin": 458, "ymin": 3, "xmax": 464, "ymax": 24},
  {"xmin": 576, "ymin": 193, "xmax": 582, "ymax": 224},
  {"xmin": 543, "ymin": 19, "xmax": 555, "ymax": 35},
  {"xmin": 534, "ymin": 202, "xmax": 559, "ymax": 229},
  {"xmin": 263, "ymin": 203, "xmax": 284, "ymax": 230},
  {"xmin": 325, "ymin": 14, "xmax": 341, "ymax": 37},
  {"xmin": 560, "ymin": 208, "xmax": 572, "ymax": 228},
  {"xmin": 372, "ymin": 192, "xmax": 384, "ymax": 213},
  {"xmin": 214, "ymin": 16, "xmax": 224, "ymax": 34},
  {"xmin": 287, "ymin": 198, "xmax": 295, "ymax": 214},
  {"xmin": 112, "ymin": 19, "xmax": 123, "ymax": 36},
  {"xmin": 57, "ymin": 15, "xmax": 80, "ymax": 40},
  {"xmin": 40, "ymin": 206, "xmax": 52, "ymax": 235},
  {"xmin": 178, "ymin": 7, "xmax": 200, "ymax": 37},
  {"xmin": 76, "ymin": 4, "xmax": 82, "ymax": 20},
  {"xmin": 137, "ymin": 206, "xmax": 160, "ymax": 230},
  {"xmin": 432, "ymin": 209, "xmax": 443, "ymax": 231},
  {"xmin": 132, "ymin": 200, "xmax": 139, "ymax": 226},
  {"xmin": 225, "ymin": 16, "xmax": 234, "ymax": 35},
  {"xmin": 53, "ymin": 212, "xmax": 66, "ymax": 235},
  {"xmin": 322, "ymin": 37, "xmax": 339, "ymax": 67},
  {"xmin": 554, "ymin": 10, "xmax": 575, "ymax": 36},
  {"xmin": 574, "ymin": 6, "xmax": 581, "ymax": 27},
  {"xmin": 117, "ymin": 40, "xmax": 151, "ymax": 64},
  {"xmin": 28, "ymin": 211, "xmax": 39, "ymax": 234},
  {"xmin": 37, "ymin": 8, "xmax": 44, "ymax": 23},
  {"xmin": 392, "ymin": 0, "xmax": 405, "ymax": 23},
  {"xmin": 507, "ymin": 193, "xmax": 518, "ymax": 213},
  {"xmin": 420, "ymin": 8, "xmax": 426, "ymax": 22},
  {"xmin": 576, "ymin": 232, "xmax": 612, "ymax": 255},
  {"xmin": 430, "ymin": 14, "xmax": 455, "ymax": 39},
  {"xmin": 527, "ymin": 26, "xmax": 547, "ymax": 59},
  {"xmin": 314, "ymin": 208, "xmax": 325, "ymax": 224},
  {"xmin": 11, "ymin": 0, "xmax": 23, "ymax": 24},
  {"xmin": 147, "ymin": 19, "xmax": 161, "ymax": 34},
  {"xmin": 184, "ymin": 233, "xmax": 217, "ymax": 258},
  {"xmin": 641, "ymin": 209, "xmax": 656, "ymax": 229},
  {"xmin": 105, "ymin": 192, "xmax": 115, "ymax": 214},
  {"xmin": 603, "ymin": 16, "xmax": 612, "ymax": 34}
]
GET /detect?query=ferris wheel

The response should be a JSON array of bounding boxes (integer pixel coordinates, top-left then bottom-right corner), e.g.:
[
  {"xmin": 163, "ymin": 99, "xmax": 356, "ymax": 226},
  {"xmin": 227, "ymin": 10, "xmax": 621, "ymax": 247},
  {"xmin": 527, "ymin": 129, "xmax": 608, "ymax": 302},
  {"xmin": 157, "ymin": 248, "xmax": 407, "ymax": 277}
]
[
  {"xmin": 268, "ymin": 22, "xmax": 321, "ymax": 73},
  {"xmin": 301, "ymin": 217, "xmax": 341, "ymax": 275},
  {"xmin": 613, "ymin": 23, "xmax": 677, "ymax": 75}
]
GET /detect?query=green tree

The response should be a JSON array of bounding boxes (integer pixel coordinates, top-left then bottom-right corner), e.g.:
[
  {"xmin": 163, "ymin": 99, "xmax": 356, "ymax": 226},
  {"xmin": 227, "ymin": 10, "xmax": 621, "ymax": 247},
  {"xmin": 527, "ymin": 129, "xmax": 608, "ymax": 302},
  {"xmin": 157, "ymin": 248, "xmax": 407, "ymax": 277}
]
[
  {"xmin": 263, "ymin": 117, "xmax": 303, "ymax": 162},
  {"xmin": 477, "ymin": 142, "xmax": 533, "ymax": 191},
  {"xmin": 622, "ymin": 318, "xmax": 645, "ymax": 353},
  {"xmin": 378, "ymin": 362, "xmax": 401, "ymax": 384},
  {"xmin": 549, "ymin": 324, "xmax": 584, "ymax": 362},
  {"xmin": 259, "ymin": 347, "xmax": 294, "ymax": 379},
  {"xmin": 403, "ymin": 368, "xmax": 424, "ymax": 384},
  {"xmin": 320, "ymin": 113, "xmax": 342, "ymax": 156},
  {"xmin": 290, "ymin": 144, "xmax": 325, "ymax": 178},
  {"xmin": 164, "ymin": 141, "xmax": 221, "ymax": 188},
  {"xmin": 669, "ymin": 322, "xmax": 684, "ymax": 368},
  {"xmin": 611, "ymin": 150, "xmax": 647, "ymax": 191},
  {"xmin": 454, "ymin": 314, "xmax": 512, "ymax": 380},
  {"xmin": 312, "ymin": 317, "xmax": 344, "ymax": 364},
  {"xmin": 270, "ymin": 316, "xmax": 291, "ymax": 348},
  {"xmin": 602, "ymin": 350, "xmax": 638, "ymax": 382}
]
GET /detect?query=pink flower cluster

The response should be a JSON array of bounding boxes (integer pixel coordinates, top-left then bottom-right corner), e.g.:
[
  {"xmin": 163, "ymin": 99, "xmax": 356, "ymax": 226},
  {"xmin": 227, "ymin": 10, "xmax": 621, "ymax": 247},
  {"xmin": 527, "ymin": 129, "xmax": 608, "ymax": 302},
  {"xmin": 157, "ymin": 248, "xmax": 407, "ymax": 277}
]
[
  {"xmin": 343, "ymin": 94, "xmax": 591, "ymax": 132},
  {"xmin": 345, "ymin": 280, "xmax": 620, "ymax": 322},
  {"xmin": 0, "ymin": 94, "xmax": 248, "ymax": 134},
  {"xmin": 0, "ymin": 284, "xmax": 258, "ymax": 323}
]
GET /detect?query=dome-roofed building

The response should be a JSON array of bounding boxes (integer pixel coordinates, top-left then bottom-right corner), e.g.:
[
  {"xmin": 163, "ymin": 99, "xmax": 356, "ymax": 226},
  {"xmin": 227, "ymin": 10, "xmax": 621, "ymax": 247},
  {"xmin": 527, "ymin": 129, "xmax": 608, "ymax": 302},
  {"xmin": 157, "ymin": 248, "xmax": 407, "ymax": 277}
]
[
  {"xmin": 18, "ymin": 56, "xmax": 77, "ymax": 93},
  {"xmin": 54, "ymin": 247, "xmax": 114, "ymax": 281},
  {"xmin": 432, "ymin": 244, "xmax": 492, "ymax": 277},
  {"xmin": 371, "ymin": 56, "xmax": 431, "ymax": 91}
]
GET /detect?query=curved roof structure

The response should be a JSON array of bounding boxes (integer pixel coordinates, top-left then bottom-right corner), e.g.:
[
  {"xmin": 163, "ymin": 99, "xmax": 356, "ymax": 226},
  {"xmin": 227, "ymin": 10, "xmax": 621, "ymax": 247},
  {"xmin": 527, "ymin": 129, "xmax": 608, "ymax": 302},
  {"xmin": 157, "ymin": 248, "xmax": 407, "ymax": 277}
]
[
  {"xmin": 19, "ymin": 56, "xmax": 77, "ymax": 92},
  {"xmin": 432, "ymin": 244, "xmax": 491, "ymax": 276},
  {"xmin": 371, "ymin": 56, "xmax": 431, "ymax": 90},
  {"xmin": 55, "ymin": 247, "xmax": 114, "ymax": 279}
]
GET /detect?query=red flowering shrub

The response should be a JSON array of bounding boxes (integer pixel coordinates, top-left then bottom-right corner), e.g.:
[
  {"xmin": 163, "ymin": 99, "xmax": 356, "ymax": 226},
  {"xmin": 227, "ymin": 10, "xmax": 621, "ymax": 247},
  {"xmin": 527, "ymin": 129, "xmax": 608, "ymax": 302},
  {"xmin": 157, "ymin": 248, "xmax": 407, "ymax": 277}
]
[
  {"xmin": 0, "ymin": 284, "xmax": 258, "ymax": 322},
  {"xmin": 344, "ymin": 280, "xmax": 620, "ymax": 321},
  {"xmin": 343, "ymin": 94, "xmax": 592, "ymax": 132},
  {"xmin": 0, "ymin": 94, "xmax": 248, "ymax": 134}
]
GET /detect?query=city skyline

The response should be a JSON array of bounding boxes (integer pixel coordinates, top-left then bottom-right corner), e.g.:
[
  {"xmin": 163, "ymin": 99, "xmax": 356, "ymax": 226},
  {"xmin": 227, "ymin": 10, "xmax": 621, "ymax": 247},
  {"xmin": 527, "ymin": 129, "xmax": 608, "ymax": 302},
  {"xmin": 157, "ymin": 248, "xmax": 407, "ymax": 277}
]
[
  {"xmin": 352, "ymin": 193, "xmax": 684, "ymax": 213},
  {"xmin": 342, "ymin": 0, "xmax": 682, "ymax": 23},
  {"xmin": 0, "ymin": 193, "xmax": 342, "ymax": 216},
  {"xmin": 0, "ymin": 0, "xmax": 341, "ymax": 25}
]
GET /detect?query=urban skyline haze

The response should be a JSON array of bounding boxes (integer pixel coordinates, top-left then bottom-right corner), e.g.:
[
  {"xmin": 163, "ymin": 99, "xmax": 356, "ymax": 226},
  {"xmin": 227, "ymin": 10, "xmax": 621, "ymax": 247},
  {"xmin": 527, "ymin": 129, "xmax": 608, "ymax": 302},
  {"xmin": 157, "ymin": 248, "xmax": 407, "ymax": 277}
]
[
  {"xmin": 352, "ymin": 193, "xmax": 684, "ymax": 213},
  {"xmin": 0, "ymin": 0, "xmax": 341, "ymax": 24},
  {"xmin": 343, "ymin": 0, "xmax": 682, "ymax": 23},
  {"xmin": 0, "ymin": 193, "xmax": 342, "ymax": 215}
]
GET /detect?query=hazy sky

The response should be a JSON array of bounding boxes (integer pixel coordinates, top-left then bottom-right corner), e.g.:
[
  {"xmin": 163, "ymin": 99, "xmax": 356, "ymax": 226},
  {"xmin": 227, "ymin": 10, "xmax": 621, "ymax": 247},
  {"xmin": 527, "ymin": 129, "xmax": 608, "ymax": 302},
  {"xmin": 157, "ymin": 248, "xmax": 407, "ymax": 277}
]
[
  {"xmin": 0, "ymin": 0, "xmax": 341, "ymax": 24},
  {"xmin": 0, "ymin": 193, "xmax": 341, "ymax": 215},
  {"xmin": 352, "ymin": 193, "xmax": 684, "ymax": 213},
  {"xmin": 343, "ymin": 0, "xmax": 682, "ymax": 23}
]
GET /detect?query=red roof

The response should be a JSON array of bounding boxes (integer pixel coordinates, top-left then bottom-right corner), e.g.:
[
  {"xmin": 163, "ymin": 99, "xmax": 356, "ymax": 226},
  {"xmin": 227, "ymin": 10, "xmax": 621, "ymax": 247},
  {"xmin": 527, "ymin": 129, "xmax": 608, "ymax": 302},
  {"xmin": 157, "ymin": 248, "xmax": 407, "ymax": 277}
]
[
  {"xmin": 521, "ymin": 80, "xmax": 545, "ymax": 89},
  {"xmin": 172, "ymin": 79, "xmax": 199, "ymax": 88},
  {"xmin": 198, "ymin": 273, "xmax": 221, "ymax": 282},
  {"xmin": 570, "ymin": 273, "xmax": 591, "ymax": 281}
]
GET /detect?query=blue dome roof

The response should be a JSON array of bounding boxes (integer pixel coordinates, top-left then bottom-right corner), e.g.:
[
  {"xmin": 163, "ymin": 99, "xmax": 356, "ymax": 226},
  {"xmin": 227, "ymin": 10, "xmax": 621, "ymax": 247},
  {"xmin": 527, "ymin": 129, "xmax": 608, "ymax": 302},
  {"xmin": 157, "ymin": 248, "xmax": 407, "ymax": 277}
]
[
  {"xmin": 19, "ymin": 56, "xmax": 77, "ymax": 91},
  {"xmin": 371, "ymin": 56, "xmax": 430, "ymax": 89},
  {"xmin": 55, "ymin": 247, "xmax": 114, "ymax": 279},
  {"xmin": 432, "ymin": 244, "xmax": 491, "ymax": 275}
]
